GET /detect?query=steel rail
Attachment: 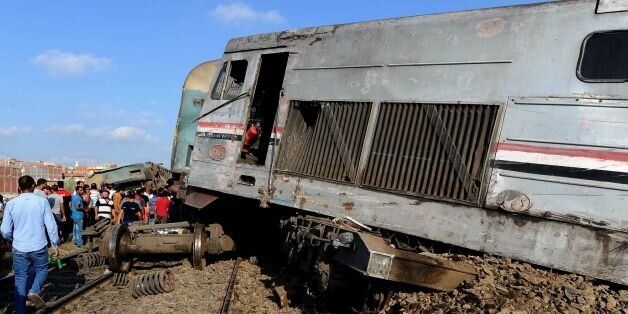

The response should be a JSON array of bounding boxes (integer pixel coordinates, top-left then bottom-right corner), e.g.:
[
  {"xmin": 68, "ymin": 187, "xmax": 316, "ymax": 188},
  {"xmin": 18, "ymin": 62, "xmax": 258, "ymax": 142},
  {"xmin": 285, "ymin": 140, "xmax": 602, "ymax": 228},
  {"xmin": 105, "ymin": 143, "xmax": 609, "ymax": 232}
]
[
  {"xmin": 0, "ymin": 247, "xmax": 94, "ymax": 284},
  {"xmin": 220, "ymin": 257, "xmax": 241, "ymax": 314},
  {"xmin": 35, "ymin": 272, "xmax": 113, "ymax": 314}
]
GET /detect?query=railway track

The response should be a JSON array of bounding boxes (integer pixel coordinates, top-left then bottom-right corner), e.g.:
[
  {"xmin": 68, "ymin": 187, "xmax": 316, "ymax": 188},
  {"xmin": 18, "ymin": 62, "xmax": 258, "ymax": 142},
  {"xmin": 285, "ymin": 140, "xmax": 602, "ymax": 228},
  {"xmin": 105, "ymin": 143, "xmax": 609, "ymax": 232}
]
[
  {"xmin": 220, "ymin": 257, "xmax": 241, "ymax": 314},
  {"xmin": 0, "ymin": 248, "xmax": 109, "ymax": 313},
  {"xmin": 2, "ymin": 248, "xmax": 284, "ymax": 313}
]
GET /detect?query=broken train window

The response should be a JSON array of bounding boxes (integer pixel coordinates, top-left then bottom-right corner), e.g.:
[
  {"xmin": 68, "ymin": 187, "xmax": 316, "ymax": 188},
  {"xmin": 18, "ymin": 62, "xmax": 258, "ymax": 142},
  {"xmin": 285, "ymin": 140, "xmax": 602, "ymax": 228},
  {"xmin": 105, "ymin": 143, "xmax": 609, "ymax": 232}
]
[{"xmin": 210, "ymin": 60, "xmax": 249, "ymax": 100}]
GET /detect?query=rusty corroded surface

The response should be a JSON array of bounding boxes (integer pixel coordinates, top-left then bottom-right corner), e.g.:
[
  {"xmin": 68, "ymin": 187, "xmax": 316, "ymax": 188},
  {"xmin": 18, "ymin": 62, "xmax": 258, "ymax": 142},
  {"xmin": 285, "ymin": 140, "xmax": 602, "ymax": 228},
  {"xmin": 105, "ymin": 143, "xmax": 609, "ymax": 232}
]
[{"xmin": 186, "ymin": 0, "xmax": 628, "ymax": 285}]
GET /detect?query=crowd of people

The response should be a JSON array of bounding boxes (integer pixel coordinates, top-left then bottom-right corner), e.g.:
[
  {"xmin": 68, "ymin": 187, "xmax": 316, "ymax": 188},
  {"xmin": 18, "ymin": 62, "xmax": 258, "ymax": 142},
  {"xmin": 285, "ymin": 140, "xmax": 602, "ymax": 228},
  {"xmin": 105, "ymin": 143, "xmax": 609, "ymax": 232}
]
[
  {"xmin": 42, "ymin": 180, "xmax": 181, "ymax": 247},
  {"xmin": 0, "ymin": 175, "xmax": 182, "ymax": 313}
]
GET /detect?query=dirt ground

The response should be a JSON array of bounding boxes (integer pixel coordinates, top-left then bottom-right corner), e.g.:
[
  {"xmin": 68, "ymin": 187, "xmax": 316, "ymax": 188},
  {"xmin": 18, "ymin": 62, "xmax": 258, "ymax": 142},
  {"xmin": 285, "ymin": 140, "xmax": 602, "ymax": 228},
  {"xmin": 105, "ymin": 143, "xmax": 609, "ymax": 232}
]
[
  {"xmin": 65, "ymin": 258, "xmax": 302, "ymax": 314},
  {"xmin": 60, "ymin": 251, "xmax": 627, "ymax": 313},
  {"xmin": 2, "ymin": 237, "xmax": 626, "ymax": 313}
]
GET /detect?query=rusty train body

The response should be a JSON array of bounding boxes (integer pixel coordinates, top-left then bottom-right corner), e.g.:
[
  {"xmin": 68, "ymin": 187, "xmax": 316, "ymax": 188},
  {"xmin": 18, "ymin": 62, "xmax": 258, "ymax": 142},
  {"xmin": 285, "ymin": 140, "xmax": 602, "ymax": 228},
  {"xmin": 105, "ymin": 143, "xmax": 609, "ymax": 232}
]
[{"xmin": 178, "ymin": 0, "xmax": 628, "ymax": 287}]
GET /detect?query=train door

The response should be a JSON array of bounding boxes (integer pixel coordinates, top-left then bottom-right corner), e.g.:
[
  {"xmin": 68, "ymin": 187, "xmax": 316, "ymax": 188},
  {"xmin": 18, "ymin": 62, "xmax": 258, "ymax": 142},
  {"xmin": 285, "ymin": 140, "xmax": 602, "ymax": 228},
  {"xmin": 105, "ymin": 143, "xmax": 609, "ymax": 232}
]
[{"xmin": 239, "ymin": 52, "xmax": 289, "ymax": 165}]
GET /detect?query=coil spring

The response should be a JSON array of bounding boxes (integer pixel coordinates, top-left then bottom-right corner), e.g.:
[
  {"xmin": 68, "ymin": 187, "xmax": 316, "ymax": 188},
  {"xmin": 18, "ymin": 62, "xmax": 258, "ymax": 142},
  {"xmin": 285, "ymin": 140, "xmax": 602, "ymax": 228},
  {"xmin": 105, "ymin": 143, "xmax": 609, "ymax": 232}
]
[
  {"xmin": 131, "ymin": 270, "xmax": 176, "ymax": 298},
  {"xmin": 112, "ymin": 273, "xmax": 129, "ymax": 286},
  {"xmin": 79, "ymin": 253, "xmax": 106, "ymax": 268}
]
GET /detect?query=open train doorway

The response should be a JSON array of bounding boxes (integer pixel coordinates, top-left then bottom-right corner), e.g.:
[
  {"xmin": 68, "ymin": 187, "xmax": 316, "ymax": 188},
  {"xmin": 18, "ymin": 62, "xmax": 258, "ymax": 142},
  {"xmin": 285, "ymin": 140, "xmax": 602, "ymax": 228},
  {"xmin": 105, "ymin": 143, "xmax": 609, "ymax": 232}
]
[{"xmin": 239, "ymin": 52, "xmax": 289, "ymax": 165}]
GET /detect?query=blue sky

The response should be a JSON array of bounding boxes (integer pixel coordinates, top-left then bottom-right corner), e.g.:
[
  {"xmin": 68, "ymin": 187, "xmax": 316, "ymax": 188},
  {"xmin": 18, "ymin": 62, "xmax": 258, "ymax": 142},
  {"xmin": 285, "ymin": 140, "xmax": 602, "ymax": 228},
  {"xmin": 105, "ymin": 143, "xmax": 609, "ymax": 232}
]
[{"xmin": 0, "ymin": 0, "xmax": 547, "ymax": 167}]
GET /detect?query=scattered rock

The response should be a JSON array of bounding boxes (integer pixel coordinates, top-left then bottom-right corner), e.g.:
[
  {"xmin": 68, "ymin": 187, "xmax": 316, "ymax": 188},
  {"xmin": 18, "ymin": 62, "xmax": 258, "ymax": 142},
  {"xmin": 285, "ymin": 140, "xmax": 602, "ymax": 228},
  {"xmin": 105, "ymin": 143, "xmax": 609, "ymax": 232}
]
[
  {"xmin": 387, "ymin": 253, "xmax": 627, "ymax": 313},
  {"xmin": 607, "ymin": 295, "xmax": 617, "ymax": 310}
]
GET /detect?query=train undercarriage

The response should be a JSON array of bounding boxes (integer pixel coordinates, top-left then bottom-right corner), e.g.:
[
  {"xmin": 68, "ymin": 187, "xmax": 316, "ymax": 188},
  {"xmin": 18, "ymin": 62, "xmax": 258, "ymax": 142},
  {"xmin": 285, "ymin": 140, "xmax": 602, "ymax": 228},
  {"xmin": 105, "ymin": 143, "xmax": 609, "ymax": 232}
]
[{"xmin": 98, "ymin": 192, "xmax": 479, "ymax": 311}]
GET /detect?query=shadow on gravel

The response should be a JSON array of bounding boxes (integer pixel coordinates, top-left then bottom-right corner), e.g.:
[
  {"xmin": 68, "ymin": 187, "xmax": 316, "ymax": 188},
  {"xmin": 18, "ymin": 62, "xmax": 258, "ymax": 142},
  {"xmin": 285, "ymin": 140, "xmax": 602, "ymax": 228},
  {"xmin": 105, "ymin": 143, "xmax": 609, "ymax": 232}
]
[{"xmin": 0, "ymin": 258, "xmax": 93, "ymax": 314}]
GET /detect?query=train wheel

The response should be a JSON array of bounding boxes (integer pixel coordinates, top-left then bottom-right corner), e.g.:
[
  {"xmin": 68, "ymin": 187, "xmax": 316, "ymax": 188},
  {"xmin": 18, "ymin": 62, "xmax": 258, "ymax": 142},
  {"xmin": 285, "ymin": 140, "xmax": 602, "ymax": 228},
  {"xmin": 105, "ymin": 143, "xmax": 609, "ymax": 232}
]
[
  {"xmin": 108, "ymin": 224, "xmax": 131, "ymax": 273},
  {"xmin": 352, "ymin": 281, "xmax": 393, "ymax": 314},
  {"xmin": 192, "ymin": 223, "xmax": 207, "ymax": 270}
]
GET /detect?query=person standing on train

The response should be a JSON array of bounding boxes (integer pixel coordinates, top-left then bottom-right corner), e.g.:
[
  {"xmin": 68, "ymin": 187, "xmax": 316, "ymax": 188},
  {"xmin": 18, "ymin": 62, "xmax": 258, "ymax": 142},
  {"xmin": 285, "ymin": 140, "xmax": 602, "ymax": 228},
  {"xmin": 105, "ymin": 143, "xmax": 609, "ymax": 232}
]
[{"xmin": 1, "ymin": 175, "xmax": 59, "ymax": 312}]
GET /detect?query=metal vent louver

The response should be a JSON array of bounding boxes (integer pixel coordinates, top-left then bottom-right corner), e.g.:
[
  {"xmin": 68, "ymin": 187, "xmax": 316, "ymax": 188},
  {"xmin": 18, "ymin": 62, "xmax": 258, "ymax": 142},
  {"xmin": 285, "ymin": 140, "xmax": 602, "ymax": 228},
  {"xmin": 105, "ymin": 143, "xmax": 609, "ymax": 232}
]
[
  {"xmin": 276, "ymin": 100, "xmax": 372, "ymax": 183},
  {"xmin": 362, "ymin": 103, "xmax": 498, "ymax": 203}
]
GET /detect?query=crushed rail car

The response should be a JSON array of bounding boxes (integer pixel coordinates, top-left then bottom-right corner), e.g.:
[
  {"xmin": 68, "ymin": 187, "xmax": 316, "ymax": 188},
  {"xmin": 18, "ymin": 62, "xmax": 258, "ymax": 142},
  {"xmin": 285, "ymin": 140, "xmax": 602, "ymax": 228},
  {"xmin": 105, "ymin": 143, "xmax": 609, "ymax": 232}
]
[
  {"xmin": 86, "ymin": 162, "xmax": 171, "ymax": 191},
  {"xmin": 181, "ymin": 0, "xmax": 628, "ymax": 289}
]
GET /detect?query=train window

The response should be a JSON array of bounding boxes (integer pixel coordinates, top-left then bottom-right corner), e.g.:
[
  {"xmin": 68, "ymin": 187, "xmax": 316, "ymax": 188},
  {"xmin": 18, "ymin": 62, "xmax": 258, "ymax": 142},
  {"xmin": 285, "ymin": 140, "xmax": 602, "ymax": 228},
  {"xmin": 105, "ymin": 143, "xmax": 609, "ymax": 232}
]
[
  {"xmin": 578, "ymin": 30, "xmax": 628, "ymax": 82},
  {"xmin": 210, "ymin": 60, "xmax": 248, "ymax": 100},
  {"xmin": 210, "ymin": 62, "xmax": 228, "ymax": 100},
  {"xmin": 185, "ymin": 145, "xmax": 193, "ymax": 167},
  {"xmin": 222, "ymin": 60, "xmax": 248, "ymax": 100}
]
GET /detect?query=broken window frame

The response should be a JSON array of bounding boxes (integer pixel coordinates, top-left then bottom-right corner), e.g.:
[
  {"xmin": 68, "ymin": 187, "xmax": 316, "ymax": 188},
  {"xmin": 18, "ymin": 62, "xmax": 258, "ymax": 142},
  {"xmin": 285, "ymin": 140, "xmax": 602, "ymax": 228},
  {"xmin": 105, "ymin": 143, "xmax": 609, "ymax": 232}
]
[
  {"xmin": 210, "ymin": 62, "xmax": 228, "ymax": 100},
  {"xmin": 210, "ymin": 60, "xmax": 249, "ymax": 100}
]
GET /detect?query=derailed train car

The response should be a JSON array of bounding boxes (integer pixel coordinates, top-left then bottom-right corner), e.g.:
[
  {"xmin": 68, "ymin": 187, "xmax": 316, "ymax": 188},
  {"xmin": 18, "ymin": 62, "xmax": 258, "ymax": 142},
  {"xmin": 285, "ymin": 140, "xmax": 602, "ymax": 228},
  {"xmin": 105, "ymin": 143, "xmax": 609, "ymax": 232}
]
[
  {"xmin": 184, "ymin": 0, "xmax": 628, "ymax": 291},
  {"xmin": 171, "ymin": 60, "xmax": 220, "ymax": 178}
]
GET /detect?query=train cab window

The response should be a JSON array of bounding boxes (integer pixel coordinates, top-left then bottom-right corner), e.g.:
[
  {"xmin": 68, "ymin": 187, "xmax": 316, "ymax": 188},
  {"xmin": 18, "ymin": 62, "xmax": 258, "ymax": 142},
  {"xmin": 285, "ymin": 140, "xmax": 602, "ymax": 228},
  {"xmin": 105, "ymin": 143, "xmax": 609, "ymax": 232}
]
[
  {"xmin": 223, "ymin": 60, "xmax": 248, "ymax": 99},
  {"xmin": 210, "ymin": 63, "xmax": 228, "ymax": 100},
  {"xmin": 578, "ymin": 30, "xmax": 628, "ymax": 82},
  {"xmin": 210, "ymin": 60, "xmax": 248, "ymax": 100}
]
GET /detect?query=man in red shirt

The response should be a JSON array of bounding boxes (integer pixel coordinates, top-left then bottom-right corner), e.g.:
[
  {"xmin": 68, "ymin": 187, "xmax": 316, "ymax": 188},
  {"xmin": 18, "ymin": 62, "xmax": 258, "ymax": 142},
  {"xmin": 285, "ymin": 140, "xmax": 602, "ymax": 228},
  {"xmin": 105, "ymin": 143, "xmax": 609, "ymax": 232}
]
[{"xmin": 154, "ymin": 190, "xmax": 171, "ymax": 224}]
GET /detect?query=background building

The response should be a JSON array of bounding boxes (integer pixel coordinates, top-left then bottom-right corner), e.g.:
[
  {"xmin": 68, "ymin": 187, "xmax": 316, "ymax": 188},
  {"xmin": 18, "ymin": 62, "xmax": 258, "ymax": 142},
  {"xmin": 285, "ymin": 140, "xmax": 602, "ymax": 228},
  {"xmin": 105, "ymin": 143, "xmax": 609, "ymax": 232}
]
[
  {"xmin": 0, "ymin": 159, "xmax": 117, "ymax": 197},
  {"xmin": 0, "ymin": 159, "xmax": 22, "ymax": 196}
]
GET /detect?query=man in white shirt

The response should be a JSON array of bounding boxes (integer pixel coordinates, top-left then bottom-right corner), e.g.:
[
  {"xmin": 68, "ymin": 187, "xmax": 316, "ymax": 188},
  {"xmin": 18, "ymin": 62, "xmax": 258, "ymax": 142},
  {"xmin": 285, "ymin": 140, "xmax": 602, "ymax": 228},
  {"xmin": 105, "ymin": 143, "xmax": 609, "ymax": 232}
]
[
  {"xmin": 1, "ymin": 175, "xmax": 59, "ymax": 312},
  {"xmin": 89, "ymin": 183, "xmax": 99, "ymax": 222},
  {"xmin": 33, "ymin": 178, "xmax": 47, "ymax": 198}
]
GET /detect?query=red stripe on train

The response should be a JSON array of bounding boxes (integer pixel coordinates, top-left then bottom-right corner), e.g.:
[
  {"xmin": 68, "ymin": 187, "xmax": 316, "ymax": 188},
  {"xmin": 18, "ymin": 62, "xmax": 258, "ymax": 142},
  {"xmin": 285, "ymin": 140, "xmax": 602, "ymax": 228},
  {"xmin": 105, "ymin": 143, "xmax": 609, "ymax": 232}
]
[
  {"xmin": 198, "ymin": 122, "xmax": 245, "ymax": 129},
  {"xmin": 496, "ymin": 142, "xmax": 628, "ymax": 162},
  {"xmin": 198, "ymin": 122, "xmax": 283, "ymax": 134}
]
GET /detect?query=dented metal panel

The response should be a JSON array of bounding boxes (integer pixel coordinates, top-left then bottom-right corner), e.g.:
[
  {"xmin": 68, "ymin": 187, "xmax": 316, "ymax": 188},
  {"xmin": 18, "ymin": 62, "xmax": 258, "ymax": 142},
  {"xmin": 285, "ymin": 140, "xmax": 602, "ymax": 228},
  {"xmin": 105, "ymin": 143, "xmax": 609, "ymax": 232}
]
[{"xmin": 334, "ymin": 232, "xmax": 477, "ymax": 291}]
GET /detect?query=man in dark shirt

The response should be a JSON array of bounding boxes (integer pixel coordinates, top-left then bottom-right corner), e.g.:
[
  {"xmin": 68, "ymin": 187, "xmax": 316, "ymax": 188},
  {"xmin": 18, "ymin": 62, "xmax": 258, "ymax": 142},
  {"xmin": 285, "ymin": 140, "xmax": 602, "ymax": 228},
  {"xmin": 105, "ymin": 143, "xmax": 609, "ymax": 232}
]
[{"xmin": 121, "ymin": 191, "xmax": 142, "ymax": 225}]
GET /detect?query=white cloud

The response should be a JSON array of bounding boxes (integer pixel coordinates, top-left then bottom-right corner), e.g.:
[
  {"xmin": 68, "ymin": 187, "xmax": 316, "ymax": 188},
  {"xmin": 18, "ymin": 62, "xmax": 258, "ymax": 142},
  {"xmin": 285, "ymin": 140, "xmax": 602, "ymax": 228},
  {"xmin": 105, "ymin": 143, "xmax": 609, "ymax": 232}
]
[
  {"xmin": 210, "ymin": 3, "xmax": 286, "ymax": 26},
  {"xmin": 43, "ymin": 124, "xmax": 84, "ymax": 135},
  {"xmin": 31, "ymin": 50, "xmax": 111, "ymax": 76},
  {"xmin": 43, "ymin": 124, "xmax": 156, "ymax": 143},
  {"xmin": 110, "ymin": 126, "xmax": 156, "ymax": 142},
  {"xmin": 0, "ymin": 126, "xmax": 31, "ymax": 138}
]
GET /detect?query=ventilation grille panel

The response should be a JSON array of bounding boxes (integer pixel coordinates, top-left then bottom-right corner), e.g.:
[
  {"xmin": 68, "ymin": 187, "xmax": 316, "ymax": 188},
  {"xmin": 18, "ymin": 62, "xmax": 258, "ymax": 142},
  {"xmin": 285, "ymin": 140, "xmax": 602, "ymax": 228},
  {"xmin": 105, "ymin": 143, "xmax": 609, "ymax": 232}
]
[
  {"xmin": 362, "ymin": 103, "xmax": 498, "ymax": 203},
  {"xmin": 276, "ymin": 100, "xmax": 372, "ymax": 183}
]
